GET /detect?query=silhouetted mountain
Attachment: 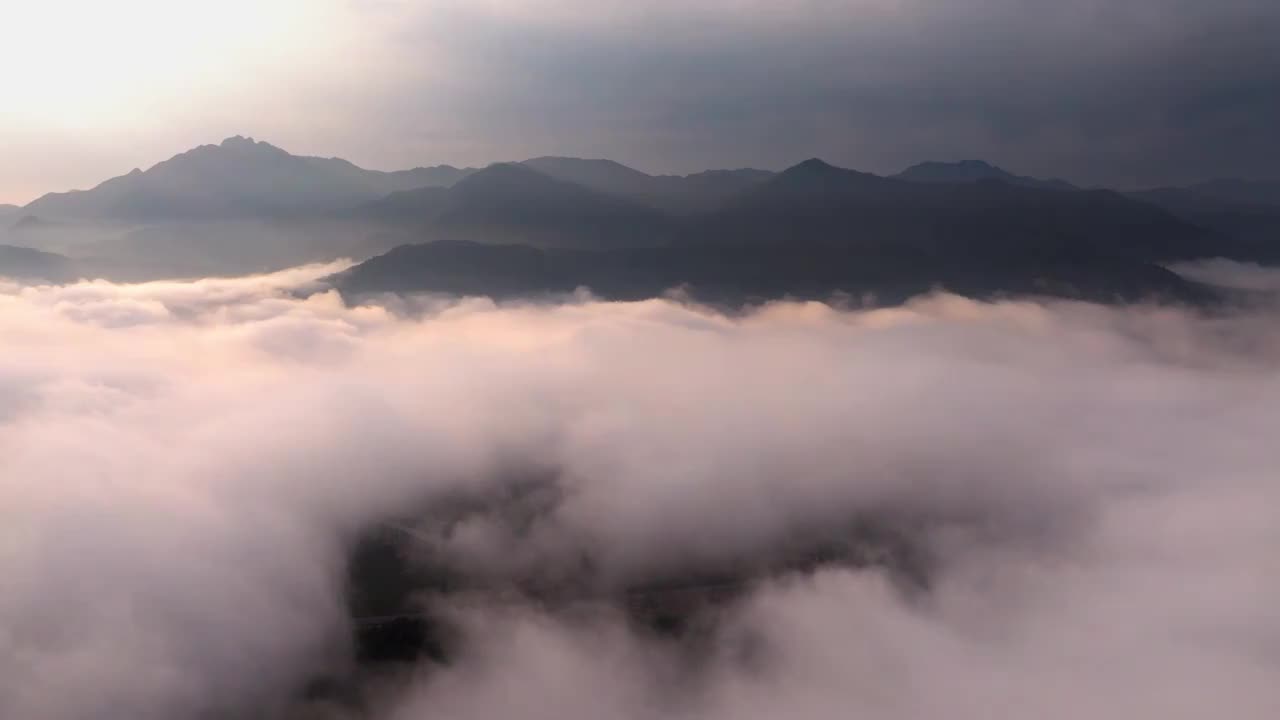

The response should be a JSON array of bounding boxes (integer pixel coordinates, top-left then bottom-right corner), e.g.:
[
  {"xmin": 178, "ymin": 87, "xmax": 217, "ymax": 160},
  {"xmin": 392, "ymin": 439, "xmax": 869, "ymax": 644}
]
[
  {"xmin": 348, "ymin": 186, "xmax": 453, "ymax": 224},
  {"xmin": 521, "ymin": 157, "xmax": 772, "ymax": 212},
  {"xmin": 348, "ymin": 163, "xmax": 476, "ymax": 193},
  {"xmin": 23, "ymin": 137, "xmax": 474, "ymax": 221},
  {"xmin": 1183, "ymin": 179, "xmax": 1280, "ymax": 208},
  {"xmin": 333, "ymin": 240, "xmax": 564, "ymax": 297},
  {"xmin": 13, "ymin": 144, "xmax": 1277, "ymax": 290},
  {"xmin": 703, "ymin": 159, "xmax": 1234, "ymax": 264},
  {"xmin": 332, "ymin": 158, "xmax": 1253, "ymax": 306},
  {"xmin": 678, "ymin": 168, "xmax": 776, "ymax": 200},
  {"xmin": 9, "ymin": 214, "xmax": 47, "ymax": 231},
  {"xmin": 332, "ymin": 238, "xmax": 1212, "ymax": 307},
  {"xmin": 0, "ymin": 212, "xmax": 406, "ymax": 282},
  {"xmin": 0, "ymin": 204, "xmax": 19, "ymax": 218},
  {"xmin": 1127, "ymin": 186, "xmax": 1280, "ymax": 262},
  {"xmin": 1128, "ymin": 187, "xmax": 1252, "ymax": 214},
  {"xmin": 0, "ymin": 213, "xmax": 106, "ymax": 260},
  {"xmin": 0, "ymin": 244, "xmax": 75, "ymax": 281},
  {"xmin": 428, "ymin": 163, "xmax": 675, "ymax": 248},
  {"xmin": 520, "ymin": 157, "xmax": 656, "ymax": 198},
  {"xmin": 896, "ymin": 160, "xmax": 1076, "ymax": 191},
  {"xmin": 1130, "ymin": 179, "xmax": 1280, "ymax": 213},
  {"xmin": 728, "ymin": 158, "xmax": 896, "ymax": 204}
]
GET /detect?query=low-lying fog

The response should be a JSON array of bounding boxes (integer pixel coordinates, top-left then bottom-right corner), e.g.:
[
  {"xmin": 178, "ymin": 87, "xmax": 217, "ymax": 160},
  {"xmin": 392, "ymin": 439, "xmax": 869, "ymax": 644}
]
[{"xmin": 2, "ymin": 262, "xmax": 1278, "ymax": 719}]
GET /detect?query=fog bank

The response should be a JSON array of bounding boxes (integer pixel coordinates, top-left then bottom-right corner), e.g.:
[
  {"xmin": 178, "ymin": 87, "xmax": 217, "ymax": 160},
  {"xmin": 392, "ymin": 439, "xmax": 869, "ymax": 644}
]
[{"xmin": 2, "ymin": 264, "xmax": 1278, "ymax": 719}]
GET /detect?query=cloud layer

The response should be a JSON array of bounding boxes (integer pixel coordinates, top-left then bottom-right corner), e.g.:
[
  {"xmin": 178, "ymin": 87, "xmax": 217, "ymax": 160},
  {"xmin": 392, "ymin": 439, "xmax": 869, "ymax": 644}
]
[{"xmin": 2, "ymin": 265, "xmax": 1279, "ymax": 719}]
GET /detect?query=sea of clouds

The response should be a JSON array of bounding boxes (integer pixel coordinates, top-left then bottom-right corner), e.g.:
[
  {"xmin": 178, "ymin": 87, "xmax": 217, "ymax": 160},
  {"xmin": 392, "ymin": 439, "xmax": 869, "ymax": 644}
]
[{"xmin": 2, "ymin": 262, "xmax": 1278, "ymax": 719}]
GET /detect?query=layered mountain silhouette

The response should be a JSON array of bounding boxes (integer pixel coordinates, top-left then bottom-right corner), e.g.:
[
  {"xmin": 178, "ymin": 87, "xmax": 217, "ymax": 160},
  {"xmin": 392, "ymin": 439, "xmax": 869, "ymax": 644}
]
[
  {"xmin": 4, "ymin": 137, "xmax": 1277, "ymax": 304},
  {"xmin": 894, "ymin": 160, "xmax": 1076, "ymax": 191},
  {"xmin": 430, "ymin": 162, "xmax": 674, "ymax": 247},
  {"xmin": 1129, "ymin": 180, "xmax": 1280, "ymax": 213},
  {"xmin": 0, "ymin": 244, "xmax": 75, "ymax": 282},
  {"xmin": 520, "ymin": 157, "xmax": 773, "ymax": 212},
  {"xmin": 1178, "ymin": 179, "xmax": 1280, "ymax": 208},
  {"xmin": 22, "ymin": 136, "xmax": 476, "ymax": 221},
  {"xmin": 3, "ymin": 139, "xmax": 773, "ymax": 277},
  {"xmin": 332, "ymin": 237, "xmax": 1209, "ymax": 307},
  {"xmin": 333, "ymin": 158, "xmax": 1248, "ymax": 305},
  {"xmin": 350, "ymin": 162, "xmax": 675, "ymax": 248},
  {"xmin": 1126, "ymin": 182, "xmax": 1280, "ymax": 261},
  {"xmin": 702, "ymin": 159, "xmax": 1224, "ymax": 260}
]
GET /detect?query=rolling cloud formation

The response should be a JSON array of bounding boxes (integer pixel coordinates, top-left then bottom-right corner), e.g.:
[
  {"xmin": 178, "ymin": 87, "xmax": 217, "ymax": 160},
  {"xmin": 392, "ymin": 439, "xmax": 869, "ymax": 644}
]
[{"xmin": 2, "ymin": 265, "xmax": 1278, "ymax": 718}]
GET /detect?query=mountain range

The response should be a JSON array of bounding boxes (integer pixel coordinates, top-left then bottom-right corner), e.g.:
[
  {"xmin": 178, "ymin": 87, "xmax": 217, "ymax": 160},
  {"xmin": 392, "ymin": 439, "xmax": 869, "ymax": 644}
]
[
  {"xmin": 520, "ymin": 157, "xmax": 774, "ymax": 213},
  {"xmin": 0, "ymin": 244, "xmax": 75, "ymax": 282},
  {"xmin": 892, "ymin": 159, "xmax": 1077, "ymax": 191},
  {"xmin": 351, "ymin": 162, "xmax": 675, "ymax": 249},
  {"xmin": 2, "ymin": 137, "xmax": 1277, "ymax": 304},
  {"xmin": 20, "ymin": 136, "xmax": 475, "ymax": 222},
  {"xmin": 333, "ymin": 159, "xmax": 1233, "ymax": 305}
]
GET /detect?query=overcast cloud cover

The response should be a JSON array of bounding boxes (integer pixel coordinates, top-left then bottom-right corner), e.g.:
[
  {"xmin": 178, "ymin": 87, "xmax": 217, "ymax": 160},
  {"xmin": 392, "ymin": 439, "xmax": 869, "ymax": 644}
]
[
  {"xmin": 3, "ymin": 0, "xmax": 1279, "ymax": 203},
  {"xmin": 2, "ymin": 264, "xmax": 1279, "ymax": 718}
]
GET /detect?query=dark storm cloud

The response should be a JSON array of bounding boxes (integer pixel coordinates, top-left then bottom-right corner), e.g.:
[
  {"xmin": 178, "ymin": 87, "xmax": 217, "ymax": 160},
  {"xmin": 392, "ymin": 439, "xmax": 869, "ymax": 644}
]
[{"xmin": 369, "ymin": 0, "xmax": 1280, "ymax": 186}]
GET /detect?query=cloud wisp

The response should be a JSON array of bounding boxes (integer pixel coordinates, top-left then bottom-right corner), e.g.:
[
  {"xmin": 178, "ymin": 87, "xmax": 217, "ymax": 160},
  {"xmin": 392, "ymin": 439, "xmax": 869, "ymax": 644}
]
[{"xmin": 2, "ymin": 265, "xmax": 1278, "ymax": 719}]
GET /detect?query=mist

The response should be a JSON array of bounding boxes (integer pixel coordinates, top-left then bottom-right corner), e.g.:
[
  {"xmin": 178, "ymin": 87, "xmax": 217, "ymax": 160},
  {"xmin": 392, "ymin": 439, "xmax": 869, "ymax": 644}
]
[{"xmin": 2, "ymin": 264, "xmax": 1278, "ymax": 719}]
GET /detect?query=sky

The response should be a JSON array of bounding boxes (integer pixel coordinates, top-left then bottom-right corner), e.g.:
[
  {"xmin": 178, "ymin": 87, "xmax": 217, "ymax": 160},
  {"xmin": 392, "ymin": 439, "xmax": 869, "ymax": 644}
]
[{"xmin": 2, "ymin": 0, "xmax": 1278, "ymax": 204}]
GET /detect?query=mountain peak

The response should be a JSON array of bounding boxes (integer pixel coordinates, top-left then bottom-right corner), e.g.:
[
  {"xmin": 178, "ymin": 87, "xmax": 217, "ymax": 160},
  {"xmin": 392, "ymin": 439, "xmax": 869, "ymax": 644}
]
[
  {"xmin": 524, "ymin": 156, "xmax": 637, "ymax": 170},
  {"xmin": 520, "ymin": 156, "xmax": 654, "ymax": 187},
  {"xmin": 773, "ymin": 158, "xmax": 853, "ymax": 181},
  {"xmin": 211, "ymin": 136, "xmax": 289, "ymax": 158},
  {"xmin": 463, "ymin": 162, "xmax": 559, "ymax": 185},
  {"xmin": 896, "ymin": 160, "xmax": 1075, "ymax": 191},
  {"xmin": 776, "ymin": 158, "xmax": 880, "ymax": 182},
  {"xmin": 447, "ymin": 162, "xmax": 571, "ymax": 199},
  {"xmin": 21, "ymin": 136, "xmax": 437, "ymax": 221},
  {"xmin": 730, "ymin": 158, "xmax": 892, "ymax": 206},
  {"xmin": 793, "ymin": 158, "xmax": 836, "ymax": 172},
  {"xmin": 901, "ymin": 159, "xmax": 1005, "ymax": 175}
]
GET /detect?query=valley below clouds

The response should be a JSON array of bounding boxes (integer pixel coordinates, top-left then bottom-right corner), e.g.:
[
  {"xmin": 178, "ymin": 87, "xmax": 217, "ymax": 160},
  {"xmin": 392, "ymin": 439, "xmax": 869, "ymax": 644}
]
[{"xmin": 2, "ymin": 265, "xmax": 1279, "ymax": 719}]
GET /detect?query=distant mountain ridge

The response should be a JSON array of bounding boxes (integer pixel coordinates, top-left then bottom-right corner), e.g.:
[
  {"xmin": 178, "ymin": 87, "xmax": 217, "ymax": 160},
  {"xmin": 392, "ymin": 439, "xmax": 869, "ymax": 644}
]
[
  {"xmin": 895, "ymin": 160, "xmax": 1076, "ymax": 191},
  {"xmin": 332, "ymin": 156, "xmax": 1257, "ymax": 307},
  {"xmin": 433, "ymin": 162, "xmax": 672, "ymax": 246},
  {"xmin": 22, "ymin": 136, "xmax": 478, "ymax": 221},
  {"xmin": 1129, "ymin": 181, "xmax": 1280, "ymax": 213},
  {"xmin": 519, "ymin": 156, "xmax": 773, "ymax": 212},
  {"xmin": 1183, "ymin": 179, "xmax": 1280, "ymax": 208},
  {"xmin": 697, "ymin": 158, "xmax": 1266, "ymax": 271},
  {"xmin": 332, "ymin": 236, "xmax": 1213, "ymax": 308},
  {"xmin": 0, "ymin": 244, "xmax": 75, "ymax": 282},
  {"xmin": 1126, "ymin": 182, "xmax": 1280, "ymax": 260},
  {"xmin": 14, "ymin": 138, "xmax": 1277, "ymax": 221},
  {"xmin": 5, "ymin": 138, "xmax": 1278, "ymax": 293}
]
